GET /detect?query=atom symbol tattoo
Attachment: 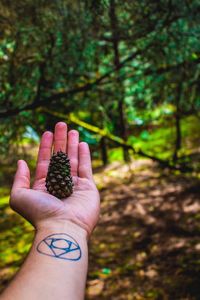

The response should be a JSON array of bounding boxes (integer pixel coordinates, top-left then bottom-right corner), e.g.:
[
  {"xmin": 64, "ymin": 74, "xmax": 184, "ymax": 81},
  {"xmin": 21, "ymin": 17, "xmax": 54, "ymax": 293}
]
[{"xmin": 37, "ymin": 233, "xmax": 81, "ymax": 261}]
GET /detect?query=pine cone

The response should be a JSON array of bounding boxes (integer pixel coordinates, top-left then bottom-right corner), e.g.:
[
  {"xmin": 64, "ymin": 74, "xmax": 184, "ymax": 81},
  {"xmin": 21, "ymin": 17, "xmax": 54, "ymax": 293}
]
[{"xmin": 45, "ymin": 151, "xmax": 73, "ymax": 199}]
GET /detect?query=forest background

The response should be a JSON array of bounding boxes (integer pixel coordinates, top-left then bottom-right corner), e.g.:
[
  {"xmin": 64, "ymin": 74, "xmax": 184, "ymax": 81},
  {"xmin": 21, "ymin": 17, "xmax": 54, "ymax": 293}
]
[{"xmin": 0, "ymin": 1, "xmax": 200, "ymax": 299}]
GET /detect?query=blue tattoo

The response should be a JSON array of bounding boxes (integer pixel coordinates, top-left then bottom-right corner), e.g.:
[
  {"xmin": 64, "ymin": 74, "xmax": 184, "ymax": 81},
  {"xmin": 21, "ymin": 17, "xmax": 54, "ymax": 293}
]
[{"xmin": 37, "ymin": 233, "xmax": 81, "ymax": 261}]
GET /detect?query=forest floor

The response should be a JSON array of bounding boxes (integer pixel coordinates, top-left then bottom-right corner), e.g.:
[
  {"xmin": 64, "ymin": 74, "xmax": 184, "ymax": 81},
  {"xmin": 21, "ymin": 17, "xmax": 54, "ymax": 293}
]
[
  {"xmin": 0, "ymin": 159, "xmax": 200, "ymax": 300},
  {"xmin": 87, "ymin": 160, "xmax": 200, "ymax": 300}
]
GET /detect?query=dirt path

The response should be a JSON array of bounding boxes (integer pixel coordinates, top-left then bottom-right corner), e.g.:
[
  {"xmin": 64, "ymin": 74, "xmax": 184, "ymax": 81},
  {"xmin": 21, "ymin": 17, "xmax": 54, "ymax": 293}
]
[
  {"xmin": 0, "ymin": 160, "xmax": 199, "ymax": 299},
  {"xmin": 86, "ymin": 161, "xmax": 200, "ymax": 300}
]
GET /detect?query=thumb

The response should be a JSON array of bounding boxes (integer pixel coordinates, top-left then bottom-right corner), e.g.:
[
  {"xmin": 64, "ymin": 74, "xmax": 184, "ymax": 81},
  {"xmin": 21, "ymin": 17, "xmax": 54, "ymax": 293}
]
[{"xmin": 12, "ymin": 160, "xmax": 30, "ymax": 190}]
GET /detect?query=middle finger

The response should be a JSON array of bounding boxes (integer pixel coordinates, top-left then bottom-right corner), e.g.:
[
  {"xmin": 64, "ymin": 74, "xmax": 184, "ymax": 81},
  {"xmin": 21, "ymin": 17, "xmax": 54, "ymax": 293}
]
[{"xmin": 53, "ymin": 122, "xmax": 67, "ymax": 153}]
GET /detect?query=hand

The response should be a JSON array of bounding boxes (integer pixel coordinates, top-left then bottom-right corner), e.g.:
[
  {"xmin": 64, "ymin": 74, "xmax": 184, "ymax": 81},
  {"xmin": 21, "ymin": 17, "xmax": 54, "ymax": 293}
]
[{"xmin": 10, "ymin": 122, "xmax": 100, "ymax": 237}]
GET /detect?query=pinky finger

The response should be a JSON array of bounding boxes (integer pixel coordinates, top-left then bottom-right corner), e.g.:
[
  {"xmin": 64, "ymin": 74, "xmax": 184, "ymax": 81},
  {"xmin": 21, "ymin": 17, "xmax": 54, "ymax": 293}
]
[{"xmin": 78, "ymin": 142, "xmax": 93, "ymax": 179}]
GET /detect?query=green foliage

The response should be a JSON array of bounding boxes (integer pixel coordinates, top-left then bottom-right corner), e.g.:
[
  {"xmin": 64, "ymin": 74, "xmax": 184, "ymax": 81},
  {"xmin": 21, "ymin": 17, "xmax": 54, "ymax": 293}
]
[{"xmin": 0, "ymin": 0, "xmax": 200, "ymax": 166}]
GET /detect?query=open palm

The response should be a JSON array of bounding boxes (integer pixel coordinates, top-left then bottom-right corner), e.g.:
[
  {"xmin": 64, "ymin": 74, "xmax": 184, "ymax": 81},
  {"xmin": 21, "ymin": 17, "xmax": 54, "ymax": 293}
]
[{"xmin": 10, "ymin": 122, "xmax": 100, "ymax": 236}]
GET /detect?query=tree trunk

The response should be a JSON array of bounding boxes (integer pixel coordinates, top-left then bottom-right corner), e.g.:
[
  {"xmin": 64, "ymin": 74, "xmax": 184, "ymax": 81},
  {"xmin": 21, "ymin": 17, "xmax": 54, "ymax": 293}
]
[
  {"xmin": 100, "ymin": 137, "xmax": 108, "ymax": 166},
  {"xmin": 118, "ymin": 99, "xmax": 130, "ymax": 161},
  {"xmin": 173, "ymin": 113, "xmax": 181, "ymax": 162},
  {"xmin": 109, "ymin": 0, "xmax": 130, "ymax": 162},
  {"xmin": 173, "ymin": 82, "xmax": 183, "ymax": 162}
]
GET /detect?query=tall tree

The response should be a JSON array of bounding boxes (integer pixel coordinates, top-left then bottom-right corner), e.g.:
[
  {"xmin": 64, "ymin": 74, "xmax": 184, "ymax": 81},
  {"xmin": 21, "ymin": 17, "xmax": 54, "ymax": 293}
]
[{"xmin": 109, "ymin": 0, "xmax": 129, "ymax": 161}]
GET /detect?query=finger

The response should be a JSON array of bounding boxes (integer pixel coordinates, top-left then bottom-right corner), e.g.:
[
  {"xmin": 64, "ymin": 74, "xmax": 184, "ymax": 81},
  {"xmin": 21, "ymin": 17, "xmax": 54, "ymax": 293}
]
[
  {"xmin": 34, "ymin": 131, "xmax": 53, "ymax": 183},
  {"xmin": 67, "ymin": 130, "xmax": 79, "ymax": 176},
  {"xmin": 53, "ymin": 122, "xmax": 67, "ymax": 153},
  {"xmin": 12, "ymin": 160, "xmax": 30, "ymax": 190},
  {"xmin": 78, "ymin": 142, "xmax": 93, "ymax": 179}
]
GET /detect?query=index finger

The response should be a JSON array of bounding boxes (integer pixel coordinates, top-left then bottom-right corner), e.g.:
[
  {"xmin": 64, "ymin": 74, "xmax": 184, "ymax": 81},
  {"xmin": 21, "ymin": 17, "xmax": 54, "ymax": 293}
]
[{"xmin": 34, "ymin": 131, "xmax": 53, "ymax": 184}]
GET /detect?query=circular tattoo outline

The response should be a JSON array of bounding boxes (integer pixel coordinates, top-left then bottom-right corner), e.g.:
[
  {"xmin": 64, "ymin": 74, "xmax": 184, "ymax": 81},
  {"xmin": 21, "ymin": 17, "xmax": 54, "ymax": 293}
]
[{"xmin": 36, "ymin": 233, "xmax": 82, "ymax": 261}]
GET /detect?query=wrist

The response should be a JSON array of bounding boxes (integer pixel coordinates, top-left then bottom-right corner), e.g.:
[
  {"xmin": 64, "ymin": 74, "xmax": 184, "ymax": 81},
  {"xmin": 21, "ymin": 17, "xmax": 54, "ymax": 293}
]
[
  {"xmin": 31, "ymin": 220, "xmax": 88, "ymax": 265},
  {"xmin": 35, "ymin": 219, "xmax": 88, "ymax": 242}
]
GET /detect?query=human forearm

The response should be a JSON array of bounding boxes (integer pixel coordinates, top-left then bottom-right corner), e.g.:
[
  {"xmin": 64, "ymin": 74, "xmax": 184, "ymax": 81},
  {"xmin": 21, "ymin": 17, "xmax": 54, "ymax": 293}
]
[
  {"xmin": 1, "ymin": 221, "xmax": 88, "ymax": 300},
  {"xmin": 2, "ymin": 122, "xmax": 100, "ymax": 299}
]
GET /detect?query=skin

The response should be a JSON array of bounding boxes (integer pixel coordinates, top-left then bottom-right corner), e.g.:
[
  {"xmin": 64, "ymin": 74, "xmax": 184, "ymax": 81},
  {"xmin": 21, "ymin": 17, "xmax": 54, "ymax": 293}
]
[{"xmin": 1, "ymin": 122, "xmax": 100, "ymax": 300}]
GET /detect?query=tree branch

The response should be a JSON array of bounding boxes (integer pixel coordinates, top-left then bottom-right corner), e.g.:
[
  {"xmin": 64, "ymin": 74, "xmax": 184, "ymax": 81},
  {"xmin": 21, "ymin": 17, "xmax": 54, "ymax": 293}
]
[
  {"xmin": 0, "ymin": 46, "xmax": 148, "ymax": 118},
  {"xmin": 40, "ymin": 108, "xmax": 193, "ymax": 172}
]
